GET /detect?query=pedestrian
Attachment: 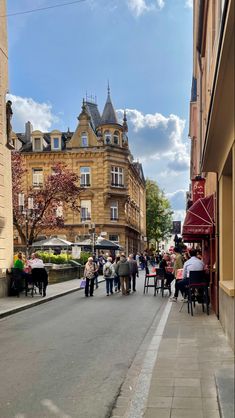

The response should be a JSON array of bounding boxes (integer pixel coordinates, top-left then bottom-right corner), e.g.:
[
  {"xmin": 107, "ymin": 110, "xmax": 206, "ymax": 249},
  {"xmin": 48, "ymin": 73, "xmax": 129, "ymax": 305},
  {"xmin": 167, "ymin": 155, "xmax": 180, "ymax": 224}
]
[
  {"xmin": 170, "ymin": 248, "xmax": 204, "ymax": 302},
  {"xmin": 128, "ymin": 254, "xmax": 138, "ymax": 292},
  {"xmin": 113, "ymin": 255, "xmax": 121, "ymax": 292},
  {"xmin": 103, "ymin": 257, "xmax": 115, "ymax": 296},
  {"xmin": 84, "ymin": 257, "xmax": 98, "ymax": 297},
  {"xmin": 139, "ymin": 253, "xmax": 146, "ymax": 270},
  {"xmin": 116, "ymin": 253, "xmax": 131, "ymax": 295},
  {"xmin": 136, "ymin": 252, "xmax": 140, "ymax": 267}
]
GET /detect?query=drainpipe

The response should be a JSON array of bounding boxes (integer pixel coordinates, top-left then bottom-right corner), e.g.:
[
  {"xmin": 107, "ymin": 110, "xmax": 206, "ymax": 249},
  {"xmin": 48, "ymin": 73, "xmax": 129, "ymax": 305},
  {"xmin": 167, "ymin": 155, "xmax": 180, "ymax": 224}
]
[{"xmin": 197, "ymin": 50, "xmax": 203, "ymax": 175}]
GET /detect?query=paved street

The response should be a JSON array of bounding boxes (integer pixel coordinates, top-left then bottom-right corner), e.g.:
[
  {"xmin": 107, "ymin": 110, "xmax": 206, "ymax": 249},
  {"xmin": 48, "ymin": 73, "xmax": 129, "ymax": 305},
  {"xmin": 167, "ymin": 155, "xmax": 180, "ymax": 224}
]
[{"xmin": 0, "ymin": 274, "xmax": 167, "ymax": 418}]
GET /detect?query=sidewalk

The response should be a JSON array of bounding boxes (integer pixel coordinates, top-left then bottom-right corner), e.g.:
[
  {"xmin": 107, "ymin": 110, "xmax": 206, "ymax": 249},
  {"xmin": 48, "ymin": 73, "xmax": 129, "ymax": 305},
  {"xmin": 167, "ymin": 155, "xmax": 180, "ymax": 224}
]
[
  {"xmin": 0, "ymin": 277, "xmax": 103, "ymax": 318},
  {"xmin": 143, "ymin": 302, "xmax": 234, "ymax": 418},
  {"xmin": 111, "ymin": 300, "xmax": 234, "ymax": 418}
]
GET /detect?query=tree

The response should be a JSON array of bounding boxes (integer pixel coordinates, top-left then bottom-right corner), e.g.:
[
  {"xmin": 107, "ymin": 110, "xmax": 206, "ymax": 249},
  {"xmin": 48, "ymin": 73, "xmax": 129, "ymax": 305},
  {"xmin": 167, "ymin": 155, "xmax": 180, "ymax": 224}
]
[
  {"xmin": 146, "ymin": 179, "xmax": 173, "ymax": 247},
  {"xmin": 12, "ymin": 152, "xmax": 81, "ymax": 245}
]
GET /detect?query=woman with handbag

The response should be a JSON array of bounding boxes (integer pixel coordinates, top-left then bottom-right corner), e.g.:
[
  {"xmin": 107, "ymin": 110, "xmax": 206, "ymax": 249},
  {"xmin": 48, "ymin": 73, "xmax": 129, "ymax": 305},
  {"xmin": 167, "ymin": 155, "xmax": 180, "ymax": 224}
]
[{"xmin": 84, "ymin": 257, "xmax": 98, "ymax": 297}]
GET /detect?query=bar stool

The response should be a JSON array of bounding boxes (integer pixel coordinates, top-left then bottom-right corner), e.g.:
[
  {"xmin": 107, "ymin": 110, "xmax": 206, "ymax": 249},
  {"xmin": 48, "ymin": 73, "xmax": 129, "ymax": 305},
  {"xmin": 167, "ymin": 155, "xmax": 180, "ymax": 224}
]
[{"xmin": 143, "ymin": 266, "xmax": 157, "ymax": 295}]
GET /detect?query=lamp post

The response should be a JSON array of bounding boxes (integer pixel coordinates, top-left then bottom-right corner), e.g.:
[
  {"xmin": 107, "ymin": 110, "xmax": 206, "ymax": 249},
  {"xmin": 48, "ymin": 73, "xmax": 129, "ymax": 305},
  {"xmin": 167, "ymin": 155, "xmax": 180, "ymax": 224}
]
[
  {"xmin": 89, "ymin": 223, "xmax": 96, "ymax": 255},
  {"xmin": 18, "ymin": 193, "xmax": 35, "ymax": 259}
]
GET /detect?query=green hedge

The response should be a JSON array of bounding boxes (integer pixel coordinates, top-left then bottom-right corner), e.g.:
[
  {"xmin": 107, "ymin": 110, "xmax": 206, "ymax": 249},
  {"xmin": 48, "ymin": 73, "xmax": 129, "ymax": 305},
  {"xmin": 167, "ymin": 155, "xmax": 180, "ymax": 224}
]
[
  {"xmin": 73, "ymin": 251, "xmax": 91, "ymax": 265},
  {"xmin": 36, "ymin": 251, "xmax": 91, "ymax": 265}
]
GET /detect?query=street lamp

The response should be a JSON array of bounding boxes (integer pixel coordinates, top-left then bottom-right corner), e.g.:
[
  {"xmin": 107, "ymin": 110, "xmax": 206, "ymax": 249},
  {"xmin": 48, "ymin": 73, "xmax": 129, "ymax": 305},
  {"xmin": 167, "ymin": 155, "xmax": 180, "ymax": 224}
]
[
  {"xmin": 89, "ymin": 223, "xmax": 96, "ymax": 255},
  {"xmin": 18, "ymin": 193, "xmax": 35, "ymax": 258}
]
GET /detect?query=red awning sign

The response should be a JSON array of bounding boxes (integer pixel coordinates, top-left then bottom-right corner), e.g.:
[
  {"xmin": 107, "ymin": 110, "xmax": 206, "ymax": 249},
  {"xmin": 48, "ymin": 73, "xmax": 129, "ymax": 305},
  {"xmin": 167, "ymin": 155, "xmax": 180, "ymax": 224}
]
[{"xmin": 182, "ymin": 195, "xmax": 215, "ymax": 237}]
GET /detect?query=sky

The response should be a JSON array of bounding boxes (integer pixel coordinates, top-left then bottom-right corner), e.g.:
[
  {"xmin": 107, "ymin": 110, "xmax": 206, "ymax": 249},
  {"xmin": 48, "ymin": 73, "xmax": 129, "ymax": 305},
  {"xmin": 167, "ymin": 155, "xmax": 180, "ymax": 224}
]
[{"xmin": 6, "ymin": 0, "xmax": 193, "ymax": 223}]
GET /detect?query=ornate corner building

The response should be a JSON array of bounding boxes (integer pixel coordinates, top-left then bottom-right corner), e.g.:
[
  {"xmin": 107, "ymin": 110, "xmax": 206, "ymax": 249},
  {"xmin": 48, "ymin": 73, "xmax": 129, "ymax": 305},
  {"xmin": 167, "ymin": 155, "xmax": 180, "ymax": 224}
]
[{"xmin": 14, "ymin": 89, "xmax": 146, "ymax": 254}]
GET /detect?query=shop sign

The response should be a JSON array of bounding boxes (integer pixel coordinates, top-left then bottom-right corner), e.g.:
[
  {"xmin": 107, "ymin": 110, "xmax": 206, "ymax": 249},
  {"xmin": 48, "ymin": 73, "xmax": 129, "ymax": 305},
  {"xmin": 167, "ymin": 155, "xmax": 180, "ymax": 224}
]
[{"xmin": 192, "ymin": 178, "xmax": 205, "ymax": 203}]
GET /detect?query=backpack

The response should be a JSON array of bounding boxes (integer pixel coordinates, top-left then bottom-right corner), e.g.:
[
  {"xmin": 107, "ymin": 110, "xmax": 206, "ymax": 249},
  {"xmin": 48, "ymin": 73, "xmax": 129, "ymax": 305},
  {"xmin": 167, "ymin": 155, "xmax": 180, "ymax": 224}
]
[{"xmin": 104, "ymin": 264, "xmax": 112, "ymax": 277}]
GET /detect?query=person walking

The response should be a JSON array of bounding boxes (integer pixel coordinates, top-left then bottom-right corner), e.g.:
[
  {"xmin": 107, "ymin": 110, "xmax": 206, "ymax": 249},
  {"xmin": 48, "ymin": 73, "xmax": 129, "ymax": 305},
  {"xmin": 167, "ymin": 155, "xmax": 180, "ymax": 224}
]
[
  {"xmin": 103, "ymin": 257, "xmax": 115, "ymax": 296},
  {"xmin": 116, "ymin": 253, "xmax": 130, "ymax": 295},
  {"xmin": 84, "ymin": 257, "xmax": 98, "ymax": 297},
  {"xmin": 113, "ymin": 255, "xmax": 121, "ymax": 292},
  {"xmin": 128, "ymin": 254, "xmax": 138, "ymax": 292}
]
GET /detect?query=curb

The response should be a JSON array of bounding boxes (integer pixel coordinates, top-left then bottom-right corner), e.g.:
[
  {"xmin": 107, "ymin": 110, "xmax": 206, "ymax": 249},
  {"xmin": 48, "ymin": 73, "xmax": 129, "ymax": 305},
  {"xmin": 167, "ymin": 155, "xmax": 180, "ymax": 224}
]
[{"xmin": 0, "ymin": 279, "xmax": 105, "ymax": 319}]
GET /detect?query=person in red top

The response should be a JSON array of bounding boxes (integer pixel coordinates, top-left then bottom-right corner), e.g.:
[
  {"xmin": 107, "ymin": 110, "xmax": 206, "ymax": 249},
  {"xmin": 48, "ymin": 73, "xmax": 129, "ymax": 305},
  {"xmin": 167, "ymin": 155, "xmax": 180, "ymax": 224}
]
[{"xmin": 159, "ymin": 254, "xmax": 174, "ymax": 288}]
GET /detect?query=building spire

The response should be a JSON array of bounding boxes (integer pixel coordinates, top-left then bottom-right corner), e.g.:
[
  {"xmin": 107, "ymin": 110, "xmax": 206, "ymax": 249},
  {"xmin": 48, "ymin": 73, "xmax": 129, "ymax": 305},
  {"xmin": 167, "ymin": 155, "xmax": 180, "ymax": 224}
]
[
  {"xmin": 101, "ymin": 84, "xmax": 118, "ymax": 125},
  {"xmin": 123, "ymin": 109, "xmax": 128, "ymax": 132},
  {"xmin": 78, "ymin": 98, "xmax": 90, "ymax": 121}
]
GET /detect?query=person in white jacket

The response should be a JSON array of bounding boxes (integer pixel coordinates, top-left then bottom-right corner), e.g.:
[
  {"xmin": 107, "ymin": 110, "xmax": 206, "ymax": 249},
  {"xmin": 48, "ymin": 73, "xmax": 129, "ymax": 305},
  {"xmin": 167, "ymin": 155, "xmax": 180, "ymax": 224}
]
[{"xmin": 103, "ymin": 257, "xmax": 115, "ymax": 296}]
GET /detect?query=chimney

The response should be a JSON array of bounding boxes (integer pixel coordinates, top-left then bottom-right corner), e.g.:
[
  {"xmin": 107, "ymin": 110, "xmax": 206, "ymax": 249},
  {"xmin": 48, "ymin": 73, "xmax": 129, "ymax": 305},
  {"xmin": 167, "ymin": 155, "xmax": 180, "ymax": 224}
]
[{"xmin": 25, "ymin": 121, "xmax": 33, "ymax": 142}]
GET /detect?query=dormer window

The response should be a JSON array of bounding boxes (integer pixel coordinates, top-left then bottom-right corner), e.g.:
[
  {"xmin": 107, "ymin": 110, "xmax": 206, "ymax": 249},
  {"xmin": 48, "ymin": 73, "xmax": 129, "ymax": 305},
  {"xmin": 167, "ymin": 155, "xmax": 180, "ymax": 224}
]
[
  {"xmin": 52, "ymin": 137, "xmax": 61, "ymax": 150},
  {"xmin": 113, "ymin": 131, "xmax": 119, "ymax": 145},
  {"xmin": 33, "ymin": 137, "xmax": 42, "ymax": 151},
  {"xmin": 81, "ymin": 132, "xmax": 88, "ymax": 147},
  {"xmin": 104, "ymin": 130, "xmax": 111, "ymax": 144}
]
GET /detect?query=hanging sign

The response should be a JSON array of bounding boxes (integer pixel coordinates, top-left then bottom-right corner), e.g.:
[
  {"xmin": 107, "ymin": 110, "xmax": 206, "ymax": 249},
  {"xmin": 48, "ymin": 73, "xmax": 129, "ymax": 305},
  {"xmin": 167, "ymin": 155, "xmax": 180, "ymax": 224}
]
[{"xmin": 192, "ymin": 178, "xmax": 205, "ymax": 203}]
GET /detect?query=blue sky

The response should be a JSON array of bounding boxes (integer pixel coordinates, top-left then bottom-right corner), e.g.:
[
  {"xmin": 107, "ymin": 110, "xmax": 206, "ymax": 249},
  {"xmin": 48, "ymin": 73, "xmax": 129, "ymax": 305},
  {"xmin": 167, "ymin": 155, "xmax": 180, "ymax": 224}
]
[{"xmin": 7, "ymin": 0, "xmax": 193, "ymax": 221}]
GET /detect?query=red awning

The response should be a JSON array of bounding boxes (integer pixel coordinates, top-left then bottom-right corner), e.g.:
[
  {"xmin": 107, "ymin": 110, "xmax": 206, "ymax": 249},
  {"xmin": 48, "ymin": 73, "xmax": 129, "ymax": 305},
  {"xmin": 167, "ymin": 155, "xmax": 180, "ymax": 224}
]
[{"xmin": 182, "ymin": 195, "xmax": 215, "ymax": 239}]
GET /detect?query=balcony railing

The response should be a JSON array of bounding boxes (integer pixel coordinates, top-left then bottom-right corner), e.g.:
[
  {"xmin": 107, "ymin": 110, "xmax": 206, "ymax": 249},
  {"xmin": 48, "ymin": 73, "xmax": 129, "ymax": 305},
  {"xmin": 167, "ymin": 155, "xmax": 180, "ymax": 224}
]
[
  {"xmin": 111, "ymin": 183, "xmax": 124, "ymax": 188},
  {"xmin": 81, "ymin": 216, "xmax": 91, "ymax": 222}
]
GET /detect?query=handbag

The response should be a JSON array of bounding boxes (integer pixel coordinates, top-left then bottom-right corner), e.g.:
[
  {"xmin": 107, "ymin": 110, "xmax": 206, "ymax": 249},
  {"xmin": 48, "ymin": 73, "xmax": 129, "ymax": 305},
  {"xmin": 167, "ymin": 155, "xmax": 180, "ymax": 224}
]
[{"xmin": 80, "ymin": 278, "xmax": 86, "ymax": 289}]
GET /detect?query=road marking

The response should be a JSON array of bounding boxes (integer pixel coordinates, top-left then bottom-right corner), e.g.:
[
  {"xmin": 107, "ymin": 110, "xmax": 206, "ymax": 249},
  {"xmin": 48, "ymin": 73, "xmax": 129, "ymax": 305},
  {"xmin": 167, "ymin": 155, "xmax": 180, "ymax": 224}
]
[
  {"xmin": 125, "ymin": 301, "xmax": 172, "ymax": 418},
  {"xmin": 41, "ymin": 399, "xmax": 71, "ymax": 418}
]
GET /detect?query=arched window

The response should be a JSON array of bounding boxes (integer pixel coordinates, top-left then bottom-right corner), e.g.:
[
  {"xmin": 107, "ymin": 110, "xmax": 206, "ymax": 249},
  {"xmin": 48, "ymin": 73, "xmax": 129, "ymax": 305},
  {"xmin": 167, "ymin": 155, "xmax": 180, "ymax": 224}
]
[
  {"xmin": 104, "ymin": 130, "xmax": 111, "ymax": 144},
  {"xmin": 113, "ymin": 131, "xmax": 119, "ymax": 145},
  {"xmin": 81, "ymin": 132, "xmax": 88, "ymax": 147}
]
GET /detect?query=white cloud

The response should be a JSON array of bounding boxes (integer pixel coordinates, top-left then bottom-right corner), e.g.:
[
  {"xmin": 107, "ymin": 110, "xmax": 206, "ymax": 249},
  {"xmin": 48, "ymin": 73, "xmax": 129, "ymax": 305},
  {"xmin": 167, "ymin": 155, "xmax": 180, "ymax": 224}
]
[
  {"xmin": 7, "ymin": 94, "xmax": 59, "ymax": 132},
  {"xmin": 167, "ymin": 189, "xmax": 187, "ymax": 210},
  {"xmin": 117, "ymin": 108, "xmax": 189, "ymax": 174},
  {"xmin": 127, "ymin": 0, "xmax": 164, "ymax": 17},
  {"xmin": 185, "ymin": 0, "xmax": 193, "ymax": 8},
  {"xmin": 166, "ymin": 192, "xmax": 186, "ymax": 224},
  {"xmin": 117, "ymin": 107, "xmax": 190, "ymax": 214}
]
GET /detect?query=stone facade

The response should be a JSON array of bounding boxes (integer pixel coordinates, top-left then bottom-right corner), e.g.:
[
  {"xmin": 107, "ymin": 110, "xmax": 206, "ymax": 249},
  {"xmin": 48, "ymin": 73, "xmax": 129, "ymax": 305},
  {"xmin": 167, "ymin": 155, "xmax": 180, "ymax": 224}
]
[
  {"xmin": 0, "ymin": 0, "xmax": 13, "ymax": 296},
  {"xmin": 15, "ymin": 92, "xmax": 146, "ymax": 254},
  {"xmin": 189, "ymin": 0, "xmax": 234, "ymax": 348}
]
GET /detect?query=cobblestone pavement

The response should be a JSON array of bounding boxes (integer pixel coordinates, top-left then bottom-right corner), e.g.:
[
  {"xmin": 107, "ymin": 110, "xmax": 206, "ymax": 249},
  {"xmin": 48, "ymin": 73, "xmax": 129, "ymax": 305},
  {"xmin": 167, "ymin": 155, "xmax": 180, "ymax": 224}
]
[{"xmin": 111, "ymin": 300, "xmax": 234, "ymax": 418}]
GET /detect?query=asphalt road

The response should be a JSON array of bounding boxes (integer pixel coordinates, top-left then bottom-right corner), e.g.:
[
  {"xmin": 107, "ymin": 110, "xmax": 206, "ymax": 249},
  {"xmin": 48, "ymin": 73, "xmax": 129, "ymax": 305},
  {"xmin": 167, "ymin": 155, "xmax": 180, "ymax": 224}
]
[{"xmin": 0, "ymin": 274, "xmax": 167, "ymax": 418}]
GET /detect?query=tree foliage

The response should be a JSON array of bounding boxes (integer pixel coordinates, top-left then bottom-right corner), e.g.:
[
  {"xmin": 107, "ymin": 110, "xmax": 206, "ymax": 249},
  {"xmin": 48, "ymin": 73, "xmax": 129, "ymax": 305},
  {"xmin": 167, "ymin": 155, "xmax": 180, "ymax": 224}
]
[
  {"xmin": 12, "ymin": 152, "xmax": 81, "ymax": 245},
  {"xmin": 146, "ymin": 179, "xmax": 173, "ymax": 245}
]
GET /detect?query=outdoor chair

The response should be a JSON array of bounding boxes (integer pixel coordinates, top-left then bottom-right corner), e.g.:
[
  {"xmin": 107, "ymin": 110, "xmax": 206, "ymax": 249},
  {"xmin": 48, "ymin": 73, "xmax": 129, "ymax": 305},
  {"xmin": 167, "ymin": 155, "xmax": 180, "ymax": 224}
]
[
  {"xmin": 143, "ymin": 266, "xmax": 157, "ymax": 295},
  {"xmin": 9, "ymin": 268, "xmax": 26, "ymax": 297},
  {"xmin": 155, "ymin": 268, "xmax": 171, "ymax": 297},
  {"xmin": 187, "ymin": 270, "xmax": 210, "ymax": 316}
]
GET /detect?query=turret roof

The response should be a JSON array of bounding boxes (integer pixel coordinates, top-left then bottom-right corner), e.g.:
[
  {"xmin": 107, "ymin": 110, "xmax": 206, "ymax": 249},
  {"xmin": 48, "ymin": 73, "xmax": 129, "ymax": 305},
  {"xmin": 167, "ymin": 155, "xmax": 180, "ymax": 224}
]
[{"xmin": 101, "ymin": 87, "xmax": 118, "ymax": 125}]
